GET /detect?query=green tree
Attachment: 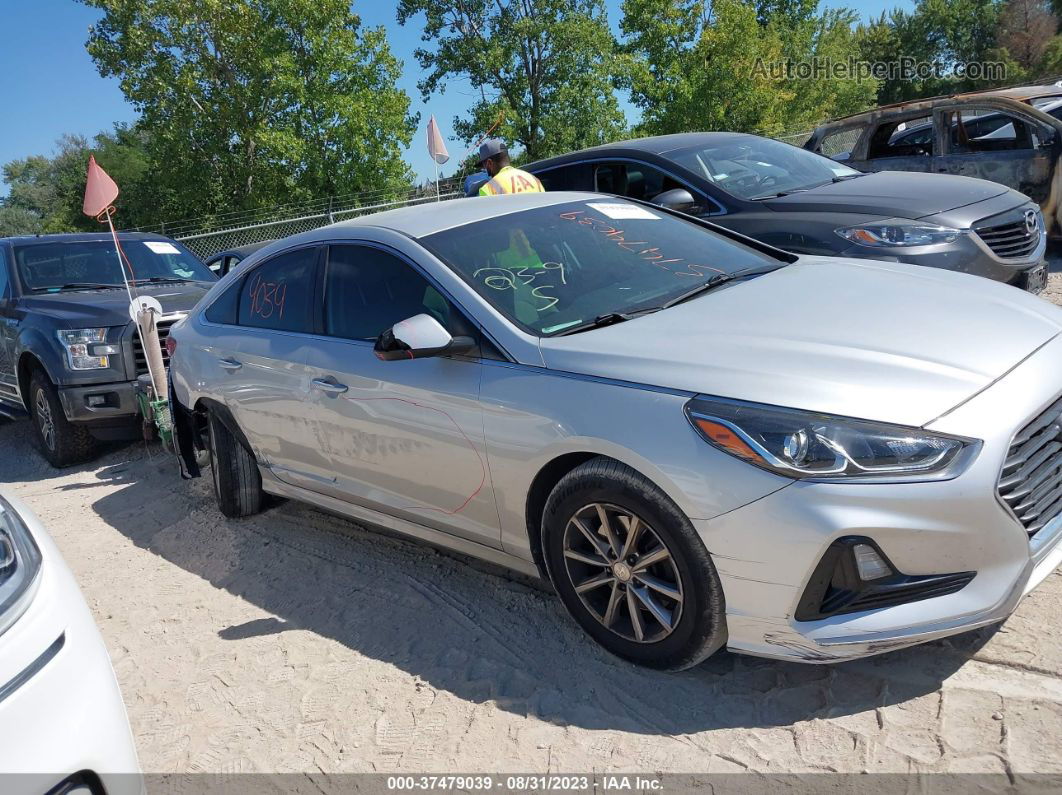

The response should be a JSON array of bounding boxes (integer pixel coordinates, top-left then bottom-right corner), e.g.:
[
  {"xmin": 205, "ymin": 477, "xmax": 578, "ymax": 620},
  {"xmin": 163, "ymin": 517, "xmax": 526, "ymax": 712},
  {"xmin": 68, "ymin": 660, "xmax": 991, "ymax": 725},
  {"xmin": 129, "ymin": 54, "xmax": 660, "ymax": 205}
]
[
  {"xmin": 622, "ymin": 0, "xmax": 876, "ymax": 138},
  {"xmin": 0, "ymin": 207, "xmax": 44, "ymax": 238},
  {"xmin": 80, "ymin": 0, "xmax": 416, "ymax": 217},
  {"xmin": 857, "ymin": 0, "xmax": 1010, "ymax": 104},
  {"xmin": 397, "ymin": 0, "xmax": 628, "ymax": 160},
  {"xmin": 2, "ymin": 127, "xmax": 159, "ymax": 233}
]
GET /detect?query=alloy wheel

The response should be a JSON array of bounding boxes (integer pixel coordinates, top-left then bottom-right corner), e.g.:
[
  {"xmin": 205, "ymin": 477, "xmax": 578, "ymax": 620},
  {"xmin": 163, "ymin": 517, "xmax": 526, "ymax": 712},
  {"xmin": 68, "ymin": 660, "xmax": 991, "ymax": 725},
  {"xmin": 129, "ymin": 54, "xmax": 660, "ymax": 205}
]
[
  {"xmin": 34, "ymin": 388, "xmax": 55, "ymax": 451},
  {"xmin": 561, "ymin": 502, "xmax": 684, "ymax": 643}
]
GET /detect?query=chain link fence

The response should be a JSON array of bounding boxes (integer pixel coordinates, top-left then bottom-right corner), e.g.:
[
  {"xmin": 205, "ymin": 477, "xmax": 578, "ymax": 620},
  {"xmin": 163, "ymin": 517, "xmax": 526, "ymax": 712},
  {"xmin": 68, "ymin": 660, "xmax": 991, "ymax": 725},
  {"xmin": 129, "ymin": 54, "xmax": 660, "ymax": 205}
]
[
  {"xmin": 152, "ymin": 130, "xmax": 819, "ymax": 259},
  {"xmin": 146, "ymin": 178, "xmax": 464, "ymax": 260}
]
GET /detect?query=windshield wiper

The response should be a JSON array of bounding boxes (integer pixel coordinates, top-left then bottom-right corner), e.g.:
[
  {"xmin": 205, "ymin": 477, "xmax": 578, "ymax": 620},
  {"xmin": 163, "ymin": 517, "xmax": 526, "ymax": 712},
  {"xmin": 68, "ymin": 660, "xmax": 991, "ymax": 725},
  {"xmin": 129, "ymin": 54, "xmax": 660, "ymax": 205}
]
[
  {"xmin": 35, "ymin": 282, "xmax": 123, "ymax": 292},
  {"xmin": 661, "ymin": 265, "xmax": 783, "ymax": 309},
  {"xmin": 553, "ymin": 266, "xmax": 782, "ymax": 336},
  {"xmin": 130, "ymin": 277, "xmax": 198, "ymax": 284},
  {"xmin": 753, "ymin": 173, "xmax": 862, "ymax": 200}
]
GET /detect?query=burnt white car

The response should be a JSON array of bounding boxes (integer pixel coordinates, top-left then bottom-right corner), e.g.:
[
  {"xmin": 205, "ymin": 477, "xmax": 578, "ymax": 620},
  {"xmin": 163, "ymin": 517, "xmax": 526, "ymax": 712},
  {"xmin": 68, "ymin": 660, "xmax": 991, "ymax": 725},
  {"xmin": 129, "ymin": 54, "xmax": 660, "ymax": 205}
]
[{"xmin": 170, "ymin": 192, "xmax": 1062, "ymax": 670}]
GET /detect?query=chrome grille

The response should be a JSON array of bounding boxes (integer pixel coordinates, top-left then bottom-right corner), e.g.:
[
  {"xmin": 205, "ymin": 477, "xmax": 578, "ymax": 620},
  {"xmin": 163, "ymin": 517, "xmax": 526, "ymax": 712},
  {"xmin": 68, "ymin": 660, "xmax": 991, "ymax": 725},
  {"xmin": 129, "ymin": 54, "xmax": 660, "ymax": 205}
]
[
  {"xmin": 975, "ymin": 212, "xmax": 1041, "ymax": 260},
  {"xmin": 998, "ymin": 395, "xmax": 1062, "ymax": 539},
  {"xmin": 131, "ymin": 316, "xmax": 182, "ymax": 376}
]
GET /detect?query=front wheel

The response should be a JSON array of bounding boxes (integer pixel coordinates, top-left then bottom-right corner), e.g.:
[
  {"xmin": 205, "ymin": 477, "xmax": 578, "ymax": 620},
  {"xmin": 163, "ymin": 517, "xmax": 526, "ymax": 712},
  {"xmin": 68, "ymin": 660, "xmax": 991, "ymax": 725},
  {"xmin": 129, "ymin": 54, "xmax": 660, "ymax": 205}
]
[
  {"xmin": 28, "ymin": 370, "xmax": 96, "ymax": 467},
  {"xmin": 208, "ymin": 410, "xmax": 264, "ymax": 518},
  {"xmin": 542, "ymin": 457, "xmax": 727, "ymax": 670}
]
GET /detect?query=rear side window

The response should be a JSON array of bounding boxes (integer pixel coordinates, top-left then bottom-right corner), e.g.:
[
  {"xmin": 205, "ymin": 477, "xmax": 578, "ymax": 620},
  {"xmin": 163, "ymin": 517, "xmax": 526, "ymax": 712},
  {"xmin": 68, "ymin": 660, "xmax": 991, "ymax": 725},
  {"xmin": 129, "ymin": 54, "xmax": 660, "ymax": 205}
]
[
  {"xmin": 237, "ymin": 247, "xmax": 318, "ymax": 333},
  {"xmin": 815, "ymin": 127, "xmax": 862, "ymax": 161},
  {"xmin": 536, "ymin": 164, "xmax": 589, "ymax": 191},
  {"xmin": 868, "ymin": 116, "xmax": 935, "ymax": 159},
  {"xmin": 204, "ymin": 279, "xmax": 240, "ymax": 325}
]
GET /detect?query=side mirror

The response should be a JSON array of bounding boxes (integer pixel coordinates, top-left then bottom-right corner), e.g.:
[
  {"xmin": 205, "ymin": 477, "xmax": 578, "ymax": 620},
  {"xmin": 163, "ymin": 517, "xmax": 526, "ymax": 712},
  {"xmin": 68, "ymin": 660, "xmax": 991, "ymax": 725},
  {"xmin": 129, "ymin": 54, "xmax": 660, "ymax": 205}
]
[
  {"xmin": 830, "ymin": 152, "xmax": 851, "ymax": 162},
  {"xmin": 374, "ymin": 313, "xmax": 475, "ymax": 361},
  {"xmin": 651, "ymin": 188, "xmax": 697, "ymax": 213}
]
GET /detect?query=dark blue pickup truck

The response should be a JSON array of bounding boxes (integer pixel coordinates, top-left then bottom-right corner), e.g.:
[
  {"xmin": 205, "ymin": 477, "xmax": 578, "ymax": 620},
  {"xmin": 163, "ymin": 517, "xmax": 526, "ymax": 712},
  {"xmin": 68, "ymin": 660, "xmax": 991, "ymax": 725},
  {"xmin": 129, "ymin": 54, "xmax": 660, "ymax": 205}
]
[{"xmin": 0, "ymin": 232, "xmax": 216, "ymax": 466}]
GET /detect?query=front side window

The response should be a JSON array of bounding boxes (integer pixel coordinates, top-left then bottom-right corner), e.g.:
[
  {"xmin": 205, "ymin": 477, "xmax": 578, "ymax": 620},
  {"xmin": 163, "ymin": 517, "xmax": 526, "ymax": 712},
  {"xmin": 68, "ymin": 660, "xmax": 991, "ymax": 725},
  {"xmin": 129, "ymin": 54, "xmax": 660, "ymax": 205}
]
[
  {"xmin": 13, "ymin": 239, "xmax": 215, "ymax": 293},
  {"xmin": 0, "ymin": 248, "xmax": 9, "ymax": 299},
  {"xmin": 324, "ymin": 245, "xmax": 452, "ymax": 341},
  {"xmin": 945, "ymin": 108, "xmax": 1045, "ymax": 152},
  {"xmin": 666, "ymin": 137, "xmax": 859, "ymax": 201},
  {"xmin": 237, "ymin": 247, "xmax": 318, "ymax": 333},
  {"xmin": 420, "ymin": 199, "xmax": 783, "ymax": 336}
]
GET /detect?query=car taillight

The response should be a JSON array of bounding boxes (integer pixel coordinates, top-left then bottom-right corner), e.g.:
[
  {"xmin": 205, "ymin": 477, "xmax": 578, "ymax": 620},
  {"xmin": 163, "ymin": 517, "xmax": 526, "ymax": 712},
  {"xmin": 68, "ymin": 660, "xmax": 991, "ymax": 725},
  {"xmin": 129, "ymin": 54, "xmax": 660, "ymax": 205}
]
[{"xmin": 165, "ymin": 336, "xmax": 177, "ymax": 357}]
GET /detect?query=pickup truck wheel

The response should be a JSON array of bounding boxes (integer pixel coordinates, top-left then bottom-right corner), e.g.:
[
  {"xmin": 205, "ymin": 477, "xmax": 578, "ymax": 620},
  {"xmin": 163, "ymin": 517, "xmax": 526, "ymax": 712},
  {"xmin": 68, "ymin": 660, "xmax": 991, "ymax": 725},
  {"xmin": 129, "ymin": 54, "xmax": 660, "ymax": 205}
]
[
  {"xmin": 542, "ymin": 457, "xmax": 727, "ymax": 670},
  {"xmin": 208, "ymin": 411, "xmax": 263, "ymax": 518},
  {"xmin": 29, "ymin": 370, "xmax": 96, "ymax": 468}
]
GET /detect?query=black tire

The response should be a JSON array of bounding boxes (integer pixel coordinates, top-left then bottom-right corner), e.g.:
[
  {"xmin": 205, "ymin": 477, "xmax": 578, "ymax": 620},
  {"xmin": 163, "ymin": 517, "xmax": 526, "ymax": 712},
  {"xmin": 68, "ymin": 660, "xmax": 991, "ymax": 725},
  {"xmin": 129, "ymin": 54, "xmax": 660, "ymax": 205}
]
[
  {"xmin": 28, "ymin": 370, "xmax": 96, "ymax": 468},
  {"xmin": 542, "ymin": 457, "xmax": 727, "ymax": 670},
  {"xmin": 208, "ymin": 410, "xmax": 263, "ymax": 518}
]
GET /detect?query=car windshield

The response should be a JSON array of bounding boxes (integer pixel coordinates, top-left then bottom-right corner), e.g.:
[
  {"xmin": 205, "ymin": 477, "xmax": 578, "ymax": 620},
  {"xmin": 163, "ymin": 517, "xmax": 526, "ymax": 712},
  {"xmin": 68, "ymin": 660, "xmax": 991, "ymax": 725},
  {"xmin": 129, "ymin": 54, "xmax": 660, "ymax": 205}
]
[
  {"xmin": 665, "ymin": 137, "xmax": 860, "ymax": 200},
  {"xmin": 420, "ymin": 199, "xmax": 785, "ymax": 336},
  {"xmin": 14, "ymin": 239, "xmax": 216, "ymax": 292}
]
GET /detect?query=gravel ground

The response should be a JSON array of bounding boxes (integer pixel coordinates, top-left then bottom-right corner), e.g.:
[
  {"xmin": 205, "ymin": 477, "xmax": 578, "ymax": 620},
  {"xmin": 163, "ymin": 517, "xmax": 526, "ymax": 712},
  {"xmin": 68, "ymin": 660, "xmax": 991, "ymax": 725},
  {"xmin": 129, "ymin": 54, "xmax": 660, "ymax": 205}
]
[{"xmin": 0, "ymin": 271, "xmax": 1060, "ymax": 775}]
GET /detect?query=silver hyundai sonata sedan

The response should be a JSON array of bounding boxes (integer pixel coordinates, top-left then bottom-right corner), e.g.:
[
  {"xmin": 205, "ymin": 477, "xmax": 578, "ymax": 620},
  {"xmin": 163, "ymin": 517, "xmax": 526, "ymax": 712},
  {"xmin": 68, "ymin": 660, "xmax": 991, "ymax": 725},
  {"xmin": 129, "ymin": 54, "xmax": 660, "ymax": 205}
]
[{"xmin": 169, "ymin": 192, "xmax": 1062, "ymax": 670}]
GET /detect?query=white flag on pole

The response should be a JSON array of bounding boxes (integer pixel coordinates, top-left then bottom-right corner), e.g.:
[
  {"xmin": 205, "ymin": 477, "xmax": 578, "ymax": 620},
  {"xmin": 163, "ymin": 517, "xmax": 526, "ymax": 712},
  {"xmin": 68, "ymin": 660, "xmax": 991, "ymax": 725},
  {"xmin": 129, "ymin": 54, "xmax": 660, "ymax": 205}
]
[{"xmin": 426, "ymin": 115, "xmax": 450, "ymax": 165}]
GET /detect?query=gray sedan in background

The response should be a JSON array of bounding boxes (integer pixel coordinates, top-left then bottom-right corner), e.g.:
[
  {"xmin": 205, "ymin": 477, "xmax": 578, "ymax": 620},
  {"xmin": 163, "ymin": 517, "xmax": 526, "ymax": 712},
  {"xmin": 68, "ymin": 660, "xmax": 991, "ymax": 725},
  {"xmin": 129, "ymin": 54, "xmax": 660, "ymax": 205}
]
[
  {"xmin": 526, "ymin": 133, "xmax": 1049, "ymax": 293},
  {"xmin": 169, "ymin": 192, "xmax": 1062, "ymax": 670}
]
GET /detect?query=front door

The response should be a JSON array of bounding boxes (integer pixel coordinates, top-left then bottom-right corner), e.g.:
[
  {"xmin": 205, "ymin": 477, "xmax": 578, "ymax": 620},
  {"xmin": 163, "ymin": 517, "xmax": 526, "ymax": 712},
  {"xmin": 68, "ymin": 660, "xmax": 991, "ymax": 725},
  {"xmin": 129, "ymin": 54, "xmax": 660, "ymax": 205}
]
[
  {"xmin": 222, "ymin": 245, "xmax": 338, "ymax": 490},
  {"xmin": 302, "ymin": 243, "xmax": 500, "ymax": 548},
  {"xmin": 935, "ymin": 106, "xmax": 1054, "ymax": 206},
  {"xmin": 0, "ymin": 249, "xmax": 18, "ymax": 405}
]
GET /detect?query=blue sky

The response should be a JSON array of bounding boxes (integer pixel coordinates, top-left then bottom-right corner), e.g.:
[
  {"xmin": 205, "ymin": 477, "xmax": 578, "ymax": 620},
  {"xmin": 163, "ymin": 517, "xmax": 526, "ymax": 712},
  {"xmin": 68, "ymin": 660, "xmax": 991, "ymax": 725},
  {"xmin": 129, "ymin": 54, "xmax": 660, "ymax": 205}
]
[{"xmin": 0, "ymin": 0, "xmax": 913, "ymax": 199}]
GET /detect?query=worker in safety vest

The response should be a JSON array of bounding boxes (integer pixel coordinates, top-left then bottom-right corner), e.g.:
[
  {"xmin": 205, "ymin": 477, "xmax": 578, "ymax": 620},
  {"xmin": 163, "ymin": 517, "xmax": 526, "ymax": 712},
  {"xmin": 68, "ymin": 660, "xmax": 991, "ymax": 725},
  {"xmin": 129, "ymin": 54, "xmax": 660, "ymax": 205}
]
[{"xmin": 477, "ymin": 139, "xmax": 544, "ymax": 196}]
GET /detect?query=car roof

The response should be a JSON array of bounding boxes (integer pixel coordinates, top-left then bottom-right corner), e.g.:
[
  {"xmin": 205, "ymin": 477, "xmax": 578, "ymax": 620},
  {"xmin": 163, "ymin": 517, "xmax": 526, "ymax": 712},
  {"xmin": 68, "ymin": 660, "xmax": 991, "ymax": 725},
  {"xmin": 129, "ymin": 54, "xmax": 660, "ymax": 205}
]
[
  {"xmin": 525, "ymin": 132, "xmax": 763, "ymax": 171},
  {"xmin": 821, "ymin": 82, "xmax": 1062, "ymax": 125},
  {"xmin": 0, "ymin": 231, "xmax": 179, "ymax": 246},
  {"xmin": 321, "ymin": 191, "xmax": 607, "ymax": 239},
  {"xmin": 207, "ymin": 241, "xmax": 274, "ymax": 260}
]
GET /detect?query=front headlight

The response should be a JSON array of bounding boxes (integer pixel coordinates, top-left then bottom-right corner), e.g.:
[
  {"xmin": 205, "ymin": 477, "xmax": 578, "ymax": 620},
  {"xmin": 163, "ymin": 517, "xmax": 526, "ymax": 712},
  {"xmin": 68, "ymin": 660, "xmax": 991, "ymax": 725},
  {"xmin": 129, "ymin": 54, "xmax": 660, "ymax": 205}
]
[
  {"xmin": 836, "ymin": 220, "xmax": 962, "ymax": 247},
  {"xmin": 57, "ymin": 328, "xmax": 115, "ymax": 370},
  {"xmin": 685, "ymin": 397, "xmax": 977, "ymax": 481},
  {"xmin": 0, "ymin": 496, "xmax": 43, "ymax": 636}
]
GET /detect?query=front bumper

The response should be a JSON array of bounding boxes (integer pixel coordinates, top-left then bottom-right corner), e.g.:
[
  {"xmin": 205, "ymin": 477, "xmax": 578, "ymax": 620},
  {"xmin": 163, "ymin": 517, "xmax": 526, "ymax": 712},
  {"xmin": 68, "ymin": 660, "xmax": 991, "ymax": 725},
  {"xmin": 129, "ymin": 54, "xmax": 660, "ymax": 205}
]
[
  {"xmin": 700, "ymin": 331, "xmax": 1062, "ymax": 663},
  {"xmin": 58, "ymin": 380, "xmax": 138, "ymax": 422},
  {"xmin": 0, "ymin": 494, "xmax": 140, "ymax": 792}
]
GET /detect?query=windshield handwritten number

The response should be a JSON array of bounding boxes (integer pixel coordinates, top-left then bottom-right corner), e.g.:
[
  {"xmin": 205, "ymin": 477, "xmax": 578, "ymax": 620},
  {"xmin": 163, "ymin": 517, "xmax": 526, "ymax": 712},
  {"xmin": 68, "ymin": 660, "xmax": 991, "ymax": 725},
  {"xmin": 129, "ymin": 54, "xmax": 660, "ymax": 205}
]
[
  {"xmin": 474, "ymin": 264, "xmax": 565, "ymax": 310},
  {"xmin": 559, "ymin": 210, "xmax": 723, "ymax": 277},
  {"xmin": 248, "ymin": 273, "xmax": 287, "ymax": 320}
]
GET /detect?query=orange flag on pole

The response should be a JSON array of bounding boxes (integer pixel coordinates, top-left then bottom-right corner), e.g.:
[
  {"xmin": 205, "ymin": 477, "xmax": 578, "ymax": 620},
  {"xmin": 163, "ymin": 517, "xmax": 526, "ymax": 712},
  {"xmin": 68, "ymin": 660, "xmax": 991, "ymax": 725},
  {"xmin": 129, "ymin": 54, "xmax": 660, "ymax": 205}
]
[{"xmin": 82, "ymin": 155, "xmax": 119, "ymax": 217}]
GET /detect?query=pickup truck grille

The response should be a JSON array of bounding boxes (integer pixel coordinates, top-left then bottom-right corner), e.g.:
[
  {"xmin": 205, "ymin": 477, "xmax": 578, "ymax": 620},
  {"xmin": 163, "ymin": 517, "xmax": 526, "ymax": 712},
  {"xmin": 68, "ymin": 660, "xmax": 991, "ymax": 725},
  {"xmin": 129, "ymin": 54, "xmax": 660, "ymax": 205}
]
[
  {"xmin": 998, "ymin": 395, "xmax": 1062, "ymax": 539},
  {"xmin": 131, "ymin": 316, "xmax": 182, "ymax": 376},
  {"xmin": 975, "ymin": 213, "xmax": 1041, "ymax": 260}
]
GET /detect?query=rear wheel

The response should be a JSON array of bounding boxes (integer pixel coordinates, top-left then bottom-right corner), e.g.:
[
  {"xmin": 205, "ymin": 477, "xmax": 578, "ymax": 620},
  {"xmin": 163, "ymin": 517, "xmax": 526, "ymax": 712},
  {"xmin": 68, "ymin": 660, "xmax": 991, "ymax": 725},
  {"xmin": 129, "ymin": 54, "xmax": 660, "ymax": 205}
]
[
  {"xmin": 208, "ymin": 410, "xmax": 263, "ymax": 518},
  {"xmin": 29, "ymin": 370, "xmax": 96, "ymax": 468},
  {"xmin": 543, "ymin": 457, "xmax": 727, "ymax": 670}
]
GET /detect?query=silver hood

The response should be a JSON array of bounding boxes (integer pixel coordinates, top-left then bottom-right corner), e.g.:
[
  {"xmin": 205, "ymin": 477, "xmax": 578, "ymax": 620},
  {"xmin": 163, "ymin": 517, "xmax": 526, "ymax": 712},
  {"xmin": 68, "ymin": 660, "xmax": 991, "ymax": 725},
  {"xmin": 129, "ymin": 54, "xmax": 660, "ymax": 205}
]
[{"xmin": 538, "ymin": 257, "xmax": 1062, "ymax": 427}]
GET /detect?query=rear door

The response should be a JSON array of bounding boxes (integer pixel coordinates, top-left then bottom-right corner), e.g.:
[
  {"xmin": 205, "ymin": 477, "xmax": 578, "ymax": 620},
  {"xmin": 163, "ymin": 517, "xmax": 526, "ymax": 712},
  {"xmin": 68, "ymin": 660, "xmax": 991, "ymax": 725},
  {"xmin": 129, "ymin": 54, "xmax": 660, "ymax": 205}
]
[
  {"xmin": 855, "ymin": 113, "xmax": 938, "ymax": 175},
  {"xmin": 220, "ymin": 245, "xmax": 339, "ymax": 490},
  {"xmin": 302, "ymin": 242, "xmax": 500, "ymax": 548}
]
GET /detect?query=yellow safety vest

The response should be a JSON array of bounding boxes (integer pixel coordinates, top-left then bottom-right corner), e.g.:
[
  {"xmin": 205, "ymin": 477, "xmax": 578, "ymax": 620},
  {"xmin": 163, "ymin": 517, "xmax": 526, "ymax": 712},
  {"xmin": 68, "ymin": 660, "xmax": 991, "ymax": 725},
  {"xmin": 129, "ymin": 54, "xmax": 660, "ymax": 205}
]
[{"xmin": 478, "ymin": 166, "xmax": 545, "ymax": 196}]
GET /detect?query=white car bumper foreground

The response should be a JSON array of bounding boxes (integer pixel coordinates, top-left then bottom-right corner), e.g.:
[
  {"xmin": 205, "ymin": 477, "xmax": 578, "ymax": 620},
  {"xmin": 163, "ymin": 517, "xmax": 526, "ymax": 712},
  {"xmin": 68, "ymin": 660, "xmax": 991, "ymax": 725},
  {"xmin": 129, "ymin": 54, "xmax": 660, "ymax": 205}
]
[
  {"xmin": 697, "ymin": 332, "xmax": 1062, "ymax": 663},
  {"xmin": 0, "ymin": 493, "xmax": 140, "ymax": 794}
]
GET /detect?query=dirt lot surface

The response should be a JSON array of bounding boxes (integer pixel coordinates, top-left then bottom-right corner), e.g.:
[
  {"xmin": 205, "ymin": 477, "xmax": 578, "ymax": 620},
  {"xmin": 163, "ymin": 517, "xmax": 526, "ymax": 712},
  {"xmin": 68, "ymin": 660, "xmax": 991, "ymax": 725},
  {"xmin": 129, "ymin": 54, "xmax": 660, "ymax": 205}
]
[{"xmin": 1, "ymin": 271, "xmax": 1061, "ymax": 775}]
